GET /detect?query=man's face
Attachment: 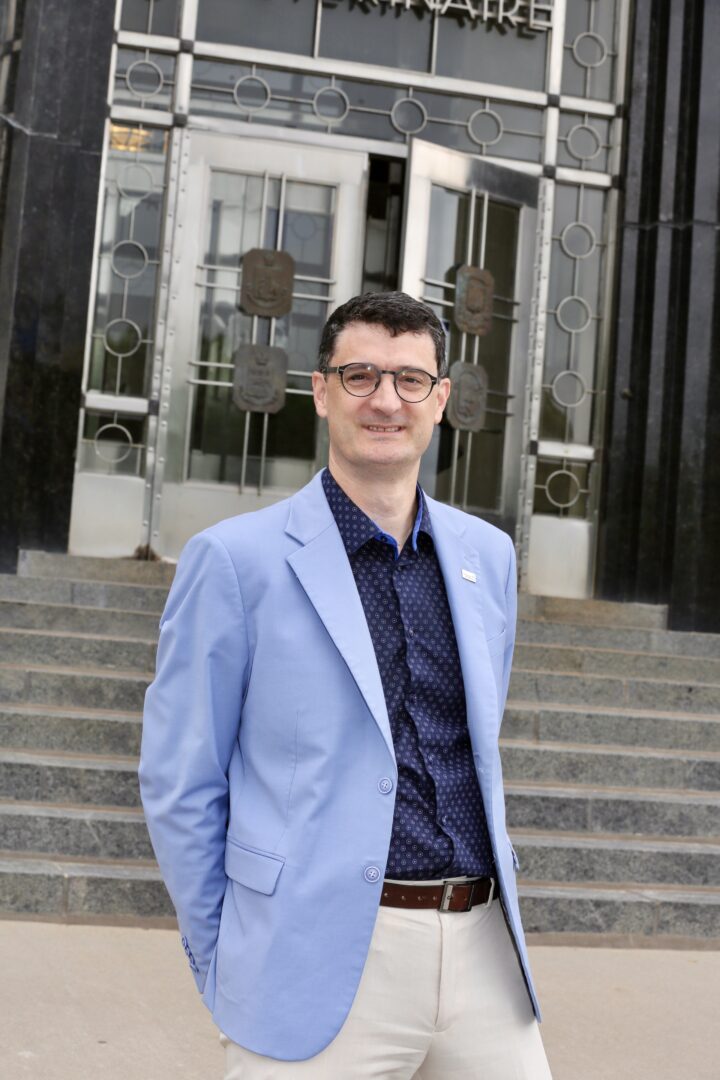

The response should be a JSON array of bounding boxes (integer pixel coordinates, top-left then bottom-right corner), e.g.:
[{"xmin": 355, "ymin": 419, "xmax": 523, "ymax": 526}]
[{"xmin": 312, "ymin": 322, "xmax": 451, "ymax": 477}]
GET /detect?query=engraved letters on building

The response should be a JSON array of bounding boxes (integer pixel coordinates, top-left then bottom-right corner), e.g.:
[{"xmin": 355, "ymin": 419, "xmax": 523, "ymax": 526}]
[
  {"xmin": 240, "ymin": 249, "xmax": 295, "ymax": 318},
  {"xmin": 446, "ymin": 361, "xmax": 488, "ymax": 432},
  {"xmin": 232, "ymin": 345, "xmax": 288, "ymax": 414},
  {"xmin": 454, "ymin": 267, "xmax": 495, "ymax": 336}
]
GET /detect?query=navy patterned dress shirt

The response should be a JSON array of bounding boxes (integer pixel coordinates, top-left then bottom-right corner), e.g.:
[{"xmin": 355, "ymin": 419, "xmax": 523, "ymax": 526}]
[{"xmin": 322, "ymin": 469, "xmax": 495, "ymax": 881}]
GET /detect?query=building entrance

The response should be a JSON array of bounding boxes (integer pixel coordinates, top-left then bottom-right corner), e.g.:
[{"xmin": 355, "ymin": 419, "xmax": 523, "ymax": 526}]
[{"xmin": 70, "ymin": 132, "xmax": 537, "ymax": 558}]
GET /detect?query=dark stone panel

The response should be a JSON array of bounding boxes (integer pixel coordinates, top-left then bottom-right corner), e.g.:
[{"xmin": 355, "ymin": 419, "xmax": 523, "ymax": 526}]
[
  {"xmin": 599, "ymin": 0, "xmax": 720, "ymax": 632},
  {"xmin": 0, "ymin": 0, "xmax": 114, "ymax": 570}
]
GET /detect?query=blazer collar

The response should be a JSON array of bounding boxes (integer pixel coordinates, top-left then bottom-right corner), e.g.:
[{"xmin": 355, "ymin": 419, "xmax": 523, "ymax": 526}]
[
  {"xmin": 285, "ymin": 473, "xmax": 395, "ymax": 763},
  {"xmin": 424, "ymin": 496, "xmax": 501, "ymax": 762}
]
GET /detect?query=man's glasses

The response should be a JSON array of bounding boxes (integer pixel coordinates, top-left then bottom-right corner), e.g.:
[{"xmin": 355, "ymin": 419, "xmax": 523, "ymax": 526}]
[{"xmin": 325, "ymin": 363, "xmax": 439, "ymax": 403}]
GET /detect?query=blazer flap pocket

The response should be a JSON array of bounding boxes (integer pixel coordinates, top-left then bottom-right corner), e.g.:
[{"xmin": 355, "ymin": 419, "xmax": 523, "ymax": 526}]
[{"xmin": 224, "ymin": 838, "xmax": 285, "ymax": 895}]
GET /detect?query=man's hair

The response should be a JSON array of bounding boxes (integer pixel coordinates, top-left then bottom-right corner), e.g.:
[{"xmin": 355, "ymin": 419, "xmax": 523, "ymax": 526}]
[{"xmin": 317, "ymin": 292, "xmax": 448, "ymax": 378}]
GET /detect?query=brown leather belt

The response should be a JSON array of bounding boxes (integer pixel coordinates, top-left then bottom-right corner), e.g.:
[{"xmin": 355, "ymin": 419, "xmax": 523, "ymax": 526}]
[{"xmin": 380, "ymin": 877, "xmax": 496, "ymax": 913}]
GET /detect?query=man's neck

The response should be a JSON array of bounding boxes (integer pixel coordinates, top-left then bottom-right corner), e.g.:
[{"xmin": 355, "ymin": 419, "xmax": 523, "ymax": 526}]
[{"xmin": 327, "ymin": 456, "xmax": 419, "ymax": 550}]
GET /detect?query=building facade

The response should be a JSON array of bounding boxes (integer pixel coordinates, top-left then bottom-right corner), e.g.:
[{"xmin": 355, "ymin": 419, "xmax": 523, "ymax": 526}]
[{"xmin": 0, "ymin": 0, "xmax": 718, "ymax": 628}]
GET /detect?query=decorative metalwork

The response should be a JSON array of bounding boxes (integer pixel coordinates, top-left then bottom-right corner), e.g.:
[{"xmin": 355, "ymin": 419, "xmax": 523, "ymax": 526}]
[
  {"xmin": 446, "ymin": 362, "xmax": 488, "ymax": 433},
  {"xmin": 454, "ymin": 267, "xmax": 495, "ymax": 336},
  {"xmin": 240, "ymin": 248, "xmax": 295, "ymax": 318},
  {"xmin": 232, "ymin": 345, "xmax": 288, "ymax": 414},
  {"xmin": 186, "ymin": 62, "xmax": 544, "ymax": 164},
  {"xmin": 551, "ymin": 370, "xmax": 587, "ymax": 409}
]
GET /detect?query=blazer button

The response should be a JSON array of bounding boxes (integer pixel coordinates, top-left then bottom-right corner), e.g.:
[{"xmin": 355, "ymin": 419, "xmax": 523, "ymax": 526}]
[
  {"xmin": 378, "ymin": 778, "xmax": 393, "ymax": 794},
  {"xmin": 363, "ymin": 865, "xmax": 381, "ymax": 883}
]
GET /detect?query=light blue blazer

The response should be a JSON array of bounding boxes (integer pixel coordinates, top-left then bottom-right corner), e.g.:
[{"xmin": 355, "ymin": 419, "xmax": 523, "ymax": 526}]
[{"xmin": 139, "ymin": 471, "xmax": 539, "ymax": 1060}]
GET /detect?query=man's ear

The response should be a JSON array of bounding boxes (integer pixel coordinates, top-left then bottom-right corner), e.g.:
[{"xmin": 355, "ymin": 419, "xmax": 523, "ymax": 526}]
[
  {"xmin": 312, "ymin": 370, "xmax": 328, "ymax": 418},
  {"xmin": 434, "ymin": 377, "xmax": 452, "ymax": 424}
]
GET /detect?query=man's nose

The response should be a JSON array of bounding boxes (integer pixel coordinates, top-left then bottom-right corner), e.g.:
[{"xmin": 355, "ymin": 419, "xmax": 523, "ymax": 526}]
[{"xmin": 370, "ymin": 372, "xmax": 401, "ymax": 411}]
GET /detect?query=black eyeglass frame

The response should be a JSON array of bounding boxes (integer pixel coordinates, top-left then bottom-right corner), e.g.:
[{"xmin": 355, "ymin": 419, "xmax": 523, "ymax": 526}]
[{"xmin": 324, "ymin": 363, "xmax": 440, "ymax": 403}]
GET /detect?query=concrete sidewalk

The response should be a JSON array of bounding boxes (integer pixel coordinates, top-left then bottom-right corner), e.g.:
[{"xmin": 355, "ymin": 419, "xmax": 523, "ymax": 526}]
[{"xmin": 1, "ymin": 921, "xmax": 718, "ymax": 1080}]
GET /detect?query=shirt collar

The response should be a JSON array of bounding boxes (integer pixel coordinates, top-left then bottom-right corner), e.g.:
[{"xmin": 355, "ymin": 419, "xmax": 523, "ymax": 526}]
[{"xmin": 321, "ymin": 468, "xmax": 433, "ymax": 558}]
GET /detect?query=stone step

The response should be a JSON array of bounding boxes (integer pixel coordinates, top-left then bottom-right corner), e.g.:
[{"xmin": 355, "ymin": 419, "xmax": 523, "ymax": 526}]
[
  {"xmin": 18, "ymin": 550, "xmax": 177, "ymax": 587},
  {"xmin": 503, "ymin": 702, "xmax": 720, "ymax": 753},
  {"xmin": 509, "ymin": 668, "xmax": 720, "ymax": 714},
  {"xmin": 0, "ymin": 599, "xmax": 160, "ymax": 639},
  {"xmin": 0, "ymin": 628, "xmax": 156, "ymax": 673},
  {"xmin": 0, "ymin": 801, "xmax": 153, "ymax": 860},
  {"xmin": 517, "ymin": 618, "xmax": 720, "ymax": 659},
  {"xmin": 0, "ymin": 663, "xmax": 150, "ymax": 711},
  {"xmin": 518, "ymin": 595, "xmax": 667, "ymax": 629},
  {"xmin": 0, "ymin": 852, "xmax": 172, "ymax": 920},
  {"xmin": 515, "ymin": 642, "xmax": 720, "ymax": 684},
  {"xmin": 0, "ymin": 575, "xmax": 168, "ymax": 614},
  {"xmin": 511, "ymin": 829, "xmax": 720, "ymax": 887},
  {"xmin": 518, "ymin": 880, "xmax": 720, "ymax": 941},
  {"xmin": 1, "ymin": 851, "xmax": 718, "ymax": 940},
  {"xmin": 500, "ymin": 738, "xmax": 720, "ymax": 791},
  {"xmin": 505, "ymin": 780, "xmax": 720, "ymax": 837},
  {"xmin": 4, "ymin": 797, "xmax": 718, "ymax": 890},
  {"xmin": 0, "ymin": 703, "xmax": 142, "ymax": 756},
  {"xmin": 0, "ymin": 748, "xmax": 140, "ymax": 808}
]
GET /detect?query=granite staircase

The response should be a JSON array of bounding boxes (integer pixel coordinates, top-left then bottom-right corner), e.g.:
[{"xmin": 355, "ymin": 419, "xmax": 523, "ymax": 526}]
[{"xmin": 1, "ymin": 552, "xmax": 719, "ymax": 943}]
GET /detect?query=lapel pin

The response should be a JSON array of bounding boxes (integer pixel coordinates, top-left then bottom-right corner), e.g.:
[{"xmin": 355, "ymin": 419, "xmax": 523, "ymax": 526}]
[{"xmin": 461, "ymin": 569, "xmax": 477, "ymax": 583}]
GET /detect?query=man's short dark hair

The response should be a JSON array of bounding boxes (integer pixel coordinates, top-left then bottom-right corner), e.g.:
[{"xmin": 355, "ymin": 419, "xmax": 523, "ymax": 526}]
[{"xmin": 317, "ymin": 292, "xmax": 448, "ymax": 378}]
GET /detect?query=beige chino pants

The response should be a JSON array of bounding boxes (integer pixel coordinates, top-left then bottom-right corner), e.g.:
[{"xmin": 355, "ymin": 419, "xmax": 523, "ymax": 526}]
[{"xmin": 221, "ymin": 896, "xmax": 553, "ymax": 1079}]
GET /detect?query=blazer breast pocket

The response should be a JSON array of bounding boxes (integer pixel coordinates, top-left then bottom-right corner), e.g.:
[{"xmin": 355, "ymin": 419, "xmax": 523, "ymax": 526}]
[{"xmin": 224, "ymin": 836, "xmax": 285, "ymax": 896}]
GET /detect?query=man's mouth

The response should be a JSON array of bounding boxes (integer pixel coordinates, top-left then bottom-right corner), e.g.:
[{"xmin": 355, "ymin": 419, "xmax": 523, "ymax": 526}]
[{"xmin": 364, "ymin": 425, "xmax": 403, "ymax": 433}]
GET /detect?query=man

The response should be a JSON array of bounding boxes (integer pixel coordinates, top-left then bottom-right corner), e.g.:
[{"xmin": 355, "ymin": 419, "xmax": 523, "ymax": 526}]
[{"xmin": 140, "ymin": 292, "xmax": 552, "ymax": 1078}]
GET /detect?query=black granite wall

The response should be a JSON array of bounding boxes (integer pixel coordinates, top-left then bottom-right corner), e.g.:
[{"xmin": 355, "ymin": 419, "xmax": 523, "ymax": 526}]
[
  {"xmin": 0, "ymin": 0, "xmax": 114, "ymax": 571},
  {"xmin": 598, "ymin": 0, "xmax": 720, "ymax": 631}
]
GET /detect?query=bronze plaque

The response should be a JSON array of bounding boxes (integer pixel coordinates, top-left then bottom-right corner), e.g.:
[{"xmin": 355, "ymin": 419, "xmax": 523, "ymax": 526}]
[
  {"xmin": 240, "ymin": 249, "xmax": 295, "ymax": 318},
  {"xmin": 232, "ymin": 344, "xmax": 288, "ymax": 414},
  {"xmin": 446, "ymin": 362, "xmax": 488, "ymax": 433},
  {"xmin": 454, "ymin": 266, "xmax": 495, "ymax": 336}
]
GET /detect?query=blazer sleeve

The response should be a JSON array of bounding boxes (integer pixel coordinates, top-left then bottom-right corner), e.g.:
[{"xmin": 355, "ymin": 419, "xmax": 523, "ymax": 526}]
[
  {"xmin": 500, "ymin": 533, "xmax": 518, "ymax": 719},
  {"xmin": 139, "ymin": 529, "xmax": 249, "ymax": 993}
]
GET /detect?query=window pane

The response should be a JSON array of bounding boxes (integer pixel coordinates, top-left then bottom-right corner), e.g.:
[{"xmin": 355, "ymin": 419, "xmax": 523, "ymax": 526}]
[
  {"xmin": 196, "ymin": 0, "xmax": 316, "ymax": 54},
  {"xmin": 320, "ymin": 1, "xmax": 432, "ymax": 72},
  {"xmin": 435, "ymin": 15, "xmax": 547, "ymax": 92},
  {"xmin": 120, "ymin": 0, "xmax": 180, "ymax": 36}
]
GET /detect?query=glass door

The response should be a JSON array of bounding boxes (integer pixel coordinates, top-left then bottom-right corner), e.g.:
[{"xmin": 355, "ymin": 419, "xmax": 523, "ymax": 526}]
[
  {"xmin": 400, "ymin": 139, "xmax": 538, "ymax": 537},
  {"xmin": 153, "ymin": 134, "xmax": 367, "ymax": 557}
]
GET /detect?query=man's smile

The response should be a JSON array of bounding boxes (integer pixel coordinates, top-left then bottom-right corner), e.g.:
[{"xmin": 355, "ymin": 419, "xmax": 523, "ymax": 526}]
[{"xmin": 363, "ymin": 424, "xmax": 404, "ymax": 433}]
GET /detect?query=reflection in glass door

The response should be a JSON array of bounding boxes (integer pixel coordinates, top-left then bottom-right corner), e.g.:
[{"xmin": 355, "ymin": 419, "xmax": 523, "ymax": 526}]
[
  {"xmin": 154, "ymin": 134, "xmax": 367, "ymax": 556},
  {"xmin": 401, "ymin": 140, "xmax": 537, "ymax": 535}
]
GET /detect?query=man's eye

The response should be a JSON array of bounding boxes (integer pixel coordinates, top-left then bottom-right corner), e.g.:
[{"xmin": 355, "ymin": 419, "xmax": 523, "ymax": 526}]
[{"xmin": 347, "ymin": 371, "xmax": 373, "ymax": 383}]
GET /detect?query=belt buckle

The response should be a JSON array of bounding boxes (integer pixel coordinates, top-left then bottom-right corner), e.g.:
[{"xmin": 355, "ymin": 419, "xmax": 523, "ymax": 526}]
[{"xmin": 440, "ymin": 877, "xmax": 495, "ymax": 913}]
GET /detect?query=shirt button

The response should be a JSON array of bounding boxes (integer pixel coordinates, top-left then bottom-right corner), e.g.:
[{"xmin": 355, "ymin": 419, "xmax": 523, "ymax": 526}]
[
  {"xmin": 378, "ymin": 778, "xmax": 393, "ymax": 794},
  {"xmin": 363, "ymin": 865, "xmax": 381, "ymax": 883},
  {"xmin": 408, "ymin": 629, "xmax": 415, "ymax": 637}
]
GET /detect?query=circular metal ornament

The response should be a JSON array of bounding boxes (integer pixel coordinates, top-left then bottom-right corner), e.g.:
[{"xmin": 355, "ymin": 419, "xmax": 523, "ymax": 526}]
[
  {"xmin": 111, "ymin": 240, "xmax": 149, "ymax": 279},
  {"xmin": 233, "ymin": 75, "xmax": 271, "ymax": 114},
  {"xmin": 545, "ymin": 468, "xmax": 582, "ymax": 510},
  {"xmin": 567, "ymin": 123, "xmax": 603, "ymax": 162},
  {"xmin": 390, "ymin": 97, "xmax": 428, "ymax": 136},
  {"xmin": 103, "ymin": 318, "xmax": 143, "ymax": 357},
  {"xmin": 551, "ymin": 370, "xmax": 588, "ymax": 408},
  {"xmin": 560, "ymin": 221, "xmax": 597, "ymax": 259},
  {"xmin": 556, "ymin": 295, "xmax": 592, "ymax": 334},
  {"xmin": 572, "ymin": 31, "xmax": 608, "ymax": 68},
  {"xmin": 125, "ymin": 59, "xmax": 164, "ymax": 100},
  {"xmin": 93, "ymin": 423, "xmax": 134, "ymax": 464},
  {"xmin": 313, "ymin": 86, "xmax": 350, "ymax": 125},
  {"xmin": 467, "ymin": 108, "xmax": 503, "ymax": 147},
  {"xmin": 117, "ymin": 163, "xmax": 154, "ymax": 201}
]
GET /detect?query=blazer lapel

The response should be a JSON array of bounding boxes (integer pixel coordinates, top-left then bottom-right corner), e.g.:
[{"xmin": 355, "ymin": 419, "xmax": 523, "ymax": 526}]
[
  {"xmin": 426, "ymin": 499, "xmax": 501, "ymax": 766},
  {"xmin": 285, "ymin": 474, "xmax": 395, "ymax": 763}
]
